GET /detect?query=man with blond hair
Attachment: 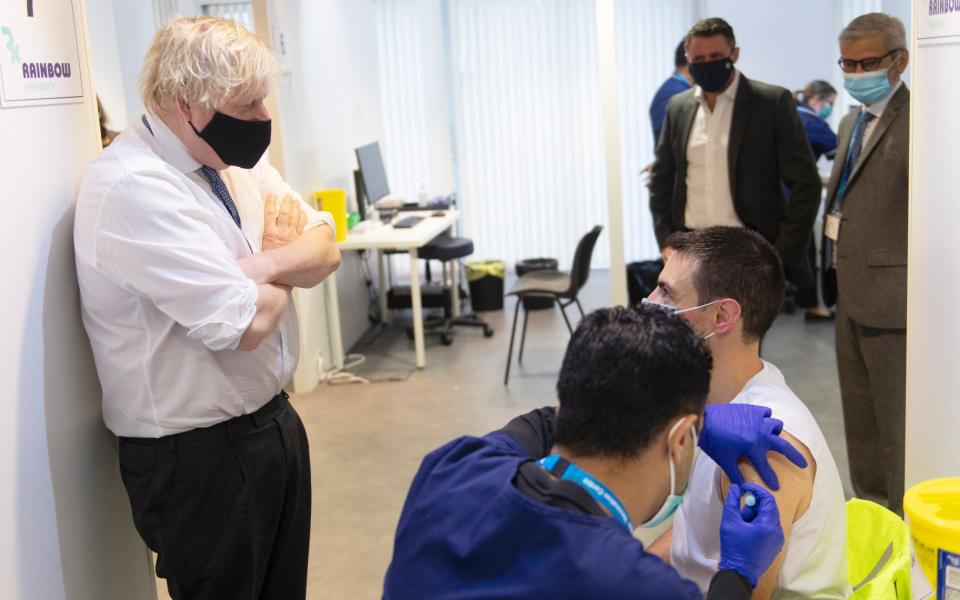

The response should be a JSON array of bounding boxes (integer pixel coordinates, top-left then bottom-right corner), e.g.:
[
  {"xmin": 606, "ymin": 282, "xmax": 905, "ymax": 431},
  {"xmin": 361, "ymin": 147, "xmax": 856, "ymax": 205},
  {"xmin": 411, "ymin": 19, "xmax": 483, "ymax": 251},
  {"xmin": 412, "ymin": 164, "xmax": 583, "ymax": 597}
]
[{"xmin": 74, "ymin": 16, "xmax": 340, "ymax": 599}]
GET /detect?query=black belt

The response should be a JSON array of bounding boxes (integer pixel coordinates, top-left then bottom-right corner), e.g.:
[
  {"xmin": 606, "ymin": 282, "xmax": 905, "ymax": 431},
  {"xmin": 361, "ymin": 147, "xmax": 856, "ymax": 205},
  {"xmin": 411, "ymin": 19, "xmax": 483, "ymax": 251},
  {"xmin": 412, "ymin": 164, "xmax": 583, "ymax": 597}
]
[{"xmin": 120, "ymin": 391, "xmax": 290, "ymax": 448}]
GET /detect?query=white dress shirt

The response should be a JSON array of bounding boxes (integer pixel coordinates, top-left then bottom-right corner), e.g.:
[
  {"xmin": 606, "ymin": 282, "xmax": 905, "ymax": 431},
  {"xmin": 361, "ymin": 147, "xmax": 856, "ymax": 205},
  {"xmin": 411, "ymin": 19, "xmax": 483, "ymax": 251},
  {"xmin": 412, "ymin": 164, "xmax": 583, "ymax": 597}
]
[
  {"xmin": 684, "ymin": 70, "xmax": 744, "ymax": 230},
  {"xmin": 74, "ymin": 113, "xmax": 334, "ymax": 438}
]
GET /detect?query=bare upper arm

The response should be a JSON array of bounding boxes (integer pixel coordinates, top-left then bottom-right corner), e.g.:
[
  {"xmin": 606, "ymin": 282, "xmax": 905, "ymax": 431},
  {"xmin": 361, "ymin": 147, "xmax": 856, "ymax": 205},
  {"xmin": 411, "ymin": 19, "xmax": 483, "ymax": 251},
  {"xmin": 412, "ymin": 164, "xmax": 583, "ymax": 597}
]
[{"xmin": 719, "ymin": 430, "xmax": 816, "ymax": 599}]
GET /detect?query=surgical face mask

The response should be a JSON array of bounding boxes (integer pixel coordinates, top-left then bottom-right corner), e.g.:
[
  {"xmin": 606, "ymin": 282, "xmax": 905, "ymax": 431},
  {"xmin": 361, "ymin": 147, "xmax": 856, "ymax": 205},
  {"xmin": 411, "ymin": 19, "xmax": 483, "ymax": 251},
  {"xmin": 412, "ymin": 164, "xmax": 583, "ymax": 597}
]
[
  {"xmin": 641, "ymin": 297, "xmax": 722, "ymax": 316},
  {"xmin": 190, "ymin": 111, "xmax": 272, "ymax": 169},
  {"xmin": 641, "ymin": 298, "xmax": 720, "ymax": 339},
  {"xmin": 638, "ymin": 419, "xmax": 699, "ymax": 529},
  {"xmin": 843, "ymin": 68, "xmax": 893, "ymax": 106},
  {"xmin": 688, "ymin": 57, "xmax": 735, "ymax": 93},
  {"xmin": 818, "ymin": 103, "xmax": 833, "ymax": 120}
]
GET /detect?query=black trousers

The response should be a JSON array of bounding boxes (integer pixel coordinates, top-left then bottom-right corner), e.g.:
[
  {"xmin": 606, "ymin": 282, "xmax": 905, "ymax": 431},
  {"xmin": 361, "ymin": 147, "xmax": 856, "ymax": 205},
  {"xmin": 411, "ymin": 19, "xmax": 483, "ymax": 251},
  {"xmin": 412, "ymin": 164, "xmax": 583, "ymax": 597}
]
[
  {"xmin": 119, "ymin": 392, "xmax": 311, "ymax": 600},
  {"xmin": 793, "ymin": 233, "xmax": 820, "ymax": 309}
]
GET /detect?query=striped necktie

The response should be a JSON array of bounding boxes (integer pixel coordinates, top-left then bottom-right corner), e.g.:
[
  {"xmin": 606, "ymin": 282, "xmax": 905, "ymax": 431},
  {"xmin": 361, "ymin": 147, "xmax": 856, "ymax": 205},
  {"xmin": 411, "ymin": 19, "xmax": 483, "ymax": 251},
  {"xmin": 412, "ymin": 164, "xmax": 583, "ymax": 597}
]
[
  {"xmin": 199, "ymin": 166, "xmax": 242, "ymax": 229},
  {"xmin": 834, "ymin": 110, "xmax": 877, "ymax": 209},
  {"xmin": 847, "ymin": 110, "xmax": 876, "ymax": 173}
]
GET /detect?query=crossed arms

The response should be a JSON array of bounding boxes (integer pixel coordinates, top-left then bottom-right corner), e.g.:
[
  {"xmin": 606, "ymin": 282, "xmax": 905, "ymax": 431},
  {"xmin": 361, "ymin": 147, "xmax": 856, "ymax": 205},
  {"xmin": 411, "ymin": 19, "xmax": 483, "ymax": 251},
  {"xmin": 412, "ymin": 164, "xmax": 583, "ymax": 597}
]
[{"xmin": 237, "ymin": 194, "xmax": 341, "ymax": 350}]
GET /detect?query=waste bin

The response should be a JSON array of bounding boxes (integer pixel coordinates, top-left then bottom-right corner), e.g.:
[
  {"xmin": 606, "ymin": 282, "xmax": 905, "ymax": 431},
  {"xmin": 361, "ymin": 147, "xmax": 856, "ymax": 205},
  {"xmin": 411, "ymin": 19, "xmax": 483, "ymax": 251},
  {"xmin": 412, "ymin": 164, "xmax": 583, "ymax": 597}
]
[
  {"xmin": 466, "ymin": 260, "xmax": 505, "ymax": 311},
  {"xmin": 516, "ymin": 258, "xmax": 558, "ymax": 310},
  {"xmin": 905, "ymin": 477, "xmax": 960, "ymax": 596}
]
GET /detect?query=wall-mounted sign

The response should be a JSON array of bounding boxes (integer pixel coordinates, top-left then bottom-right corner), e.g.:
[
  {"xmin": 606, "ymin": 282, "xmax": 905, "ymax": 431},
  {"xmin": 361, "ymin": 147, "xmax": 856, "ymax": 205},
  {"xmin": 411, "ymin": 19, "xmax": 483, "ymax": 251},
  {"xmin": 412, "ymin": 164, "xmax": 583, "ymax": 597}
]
[
  {"xmin": 0, "ymin": 0, "xmax": 84, "ymax": 108},
  {"xmin": 918, "ymin": 0, "xmax": 960, "ymax": 40}
]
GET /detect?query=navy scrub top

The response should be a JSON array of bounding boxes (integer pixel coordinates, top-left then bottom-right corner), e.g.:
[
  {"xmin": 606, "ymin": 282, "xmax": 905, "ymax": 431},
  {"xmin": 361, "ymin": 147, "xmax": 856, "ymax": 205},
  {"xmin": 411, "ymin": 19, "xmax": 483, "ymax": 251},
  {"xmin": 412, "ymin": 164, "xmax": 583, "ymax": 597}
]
[
  {"xmin": 650, "ymin": 72, "xmax": 691, "ymax": 147},
  {"xmin": 382, "ymin": 409, "xmax": 745, "ymax": 599},
  {"xmin": 797, "ymin": 106, "xmax": 838, "ymax": 162}
]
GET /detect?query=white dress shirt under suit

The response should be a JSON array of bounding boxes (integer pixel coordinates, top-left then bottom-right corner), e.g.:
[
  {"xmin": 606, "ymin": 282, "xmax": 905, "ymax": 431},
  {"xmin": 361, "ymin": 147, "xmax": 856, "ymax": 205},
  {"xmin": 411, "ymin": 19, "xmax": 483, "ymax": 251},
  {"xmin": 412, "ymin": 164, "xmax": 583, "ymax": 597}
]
[
  {"xmin": 684, "ymin": 70, "xmax": 744, "ymax": 230},
  {"xmin": 74, "ymin": 113, "xmax": 333, "ymax": 438}
]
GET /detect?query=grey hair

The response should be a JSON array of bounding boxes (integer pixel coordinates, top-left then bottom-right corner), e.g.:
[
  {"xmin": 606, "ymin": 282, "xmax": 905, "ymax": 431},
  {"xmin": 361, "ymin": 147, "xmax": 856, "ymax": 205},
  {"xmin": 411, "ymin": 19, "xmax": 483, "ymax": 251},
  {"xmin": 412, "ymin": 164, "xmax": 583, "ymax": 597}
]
[
  {"xmin": 139, "ymin": 16, "xmax": 279, "ymax": 114},
  {"xmin": 839, "ymin": 13, "xmax": 907, "ymax": 51}
]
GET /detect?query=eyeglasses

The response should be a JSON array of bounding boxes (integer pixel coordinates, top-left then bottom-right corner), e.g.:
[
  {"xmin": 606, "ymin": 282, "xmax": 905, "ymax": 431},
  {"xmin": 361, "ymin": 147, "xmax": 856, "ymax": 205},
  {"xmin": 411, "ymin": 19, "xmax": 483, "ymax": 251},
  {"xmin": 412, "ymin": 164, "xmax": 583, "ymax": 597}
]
[{"xmin": 837, "ymin": 49, "xmax": 902, "ymax": 73}]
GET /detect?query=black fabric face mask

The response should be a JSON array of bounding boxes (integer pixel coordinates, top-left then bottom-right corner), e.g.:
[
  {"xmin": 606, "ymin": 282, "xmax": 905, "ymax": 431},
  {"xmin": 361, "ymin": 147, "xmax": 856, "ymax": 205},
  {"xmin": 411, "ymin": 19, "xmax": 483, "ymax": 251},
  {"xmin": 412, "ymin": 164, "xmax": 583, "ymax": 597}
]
[
  {"xmin": 688, "ymin": 57, "xmax": 735, "ymax": 93},
  {"xmin": 190, "ymin": 111, "xmax": 271, "ymax": 169}
]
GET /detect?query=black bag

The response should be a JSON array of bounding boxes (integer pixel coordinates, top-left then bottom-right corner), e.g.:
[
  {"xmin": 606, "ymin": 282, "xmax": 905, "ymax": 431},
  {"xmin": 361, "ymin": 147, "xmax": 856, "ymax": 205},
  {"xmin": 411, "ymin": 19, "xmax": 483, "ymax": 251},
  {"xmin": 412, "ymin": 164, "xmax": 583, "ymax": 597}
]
[{"xmin": 627, "ymin": 260, "xmax": 664, "ymax": 306}]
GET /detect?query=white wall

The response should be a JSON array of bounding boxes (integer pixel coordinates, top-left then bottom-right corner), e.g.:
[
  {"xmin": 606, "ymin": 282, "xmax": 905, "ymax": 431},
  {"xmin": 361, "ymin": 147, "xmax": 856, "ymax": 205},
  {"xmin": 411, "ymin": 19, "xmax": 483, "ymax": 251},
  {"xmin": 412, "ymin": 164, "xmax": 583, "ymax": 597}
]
[
  {"xmin": 0, "ymin": 1, "xmax": 157, "ymax": 598},
  {"xmin": 702, "ymin": 0, "xmax": 836, "ymax": 94},
  {"xmin": 86, "ymin": 0, "xmax": 128, "ymax": 128},
  {"xmin": 90, "ymin": 0, "xmax": 197, "ymax": 128},
  {"xmin": 905, "ymin": 0, "xmax": 960, "ymax": 486},
  {"xmin": 267, "ymin": 0, "xmax": 386, "ymax": 382}
]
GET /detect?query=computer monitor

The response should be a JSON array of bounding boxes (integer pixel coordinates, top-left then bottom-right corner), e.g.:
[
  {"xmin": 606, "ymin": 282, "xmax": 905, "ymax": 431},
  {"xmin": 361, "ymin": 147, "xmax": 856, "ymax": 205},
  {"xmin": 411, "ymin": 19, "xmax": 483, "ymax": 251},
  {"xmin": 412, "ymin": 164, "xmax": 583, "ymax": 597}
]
[{"xmin": 355, "ymin": 142, "xmax": 391, "ymax": 216}]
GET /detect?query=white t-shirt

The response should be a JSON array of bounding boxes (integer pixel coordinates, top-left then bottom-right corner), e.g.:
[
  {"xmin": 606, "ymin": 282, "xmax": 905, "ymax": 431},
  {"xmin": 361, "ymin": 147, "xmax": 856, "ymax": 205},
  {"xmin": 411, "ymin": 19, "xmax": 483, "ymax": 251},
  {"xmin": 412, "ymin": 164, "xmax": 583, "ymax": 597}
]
[{"xmin": 670, "ymin": 361, "xmax": 850, "ymax": 598}]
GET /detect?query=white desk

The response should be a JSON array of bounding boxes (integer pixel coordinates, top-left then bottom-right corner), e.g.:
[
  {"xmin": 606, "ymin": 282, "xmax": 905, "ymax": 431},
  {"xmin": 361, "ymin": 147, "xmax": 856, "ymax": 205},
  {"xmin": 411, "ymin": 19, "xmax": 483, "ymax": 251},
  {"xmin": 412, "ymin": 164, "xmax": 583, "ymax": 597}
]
[{"xmin": 327, "ymin": 210, "xmax": 459, "ymax": 369}]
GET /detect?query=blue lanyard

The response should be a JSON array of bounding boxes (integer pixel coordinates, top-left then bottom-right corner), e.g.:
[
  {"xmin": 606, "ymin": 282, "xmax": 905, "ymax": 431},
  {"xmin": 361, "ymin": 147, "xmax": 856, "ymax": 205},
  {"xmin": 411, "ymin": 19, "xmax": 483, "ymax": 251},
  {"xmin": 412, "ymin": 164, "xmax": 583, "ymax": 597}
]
[
  {"xmin": 538, "ymin": 455, "xmax": 632, "ymax": 531},
  {"xmin": 671, "ymin": 71, "xmax": 689, "ymax": 87},
  {"xmin": 833, "ymin": 112, "xmax": 868, "ymax": 211}
]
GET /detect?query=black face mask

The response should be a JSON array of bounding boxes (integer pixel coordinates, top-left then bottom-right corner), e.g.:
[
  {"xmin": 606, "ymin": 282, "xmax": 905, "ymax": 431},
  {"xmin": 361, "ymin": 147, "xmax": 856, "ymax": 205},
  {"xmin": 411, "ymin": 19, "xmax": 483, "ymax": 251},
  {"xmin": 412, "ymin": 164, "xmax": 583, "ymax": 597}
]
[
  {"xmin": 190, "ymin": 111, "xmax": 271, "ymax": 169},
  {"xmin": 688, "ymin": 57, "xmax": 734, "ymax": 93}
]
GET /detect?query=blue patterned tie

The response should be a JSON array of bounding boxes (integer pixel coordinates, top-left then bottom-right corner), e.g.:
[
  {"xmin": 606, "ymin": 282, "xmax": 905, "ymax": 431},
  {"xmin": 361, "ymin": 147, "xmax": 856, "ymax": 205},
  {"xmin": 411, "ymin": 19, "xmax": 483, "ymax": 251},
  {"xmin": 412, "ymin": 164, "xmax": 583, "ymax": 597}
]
[
  {"xmin": 826, "ymin": 110, "xmax": 877, "ymax": 270},
  {"xmin": 847, "ymin": 110, "xmax": 876, "ymax": 172},
  {"xmin": 199, "ymin": 166, "xmax": 242, "ymax": 229}
]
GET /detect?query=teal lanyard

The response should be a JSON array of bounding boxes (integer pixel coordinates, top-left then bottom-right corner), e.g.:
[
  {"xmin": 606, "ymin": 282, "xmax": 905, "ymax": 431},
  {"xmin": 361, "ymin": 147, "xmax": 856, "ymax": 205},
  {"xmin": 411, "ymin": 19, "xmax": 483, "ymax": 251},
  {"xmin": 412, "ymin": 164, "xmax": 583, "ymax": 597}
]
[
  {"xmin": 833, "ymin": 112, "xmax": 869, "ymax": 211},
  {"xmin": 538, "ymin": 455, "xmax": 632, "ymax": 531},
  {"xmin": 671, "ymin": 71, "xmax": 689, "ymax": 87}
]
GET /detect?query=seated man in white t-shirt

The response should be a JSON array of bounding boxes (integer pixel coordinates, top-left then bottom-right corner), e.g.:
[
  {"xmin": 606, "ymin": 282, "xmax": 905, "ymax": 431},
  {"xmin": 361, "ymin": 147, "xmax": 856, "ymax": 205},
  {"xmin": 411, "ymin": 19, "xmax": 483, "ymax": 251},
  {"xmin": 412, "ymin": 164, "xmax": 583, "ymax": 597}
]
[{"xmin": 644, "ymin": 227, "xmax": 849, "ymax": 599}]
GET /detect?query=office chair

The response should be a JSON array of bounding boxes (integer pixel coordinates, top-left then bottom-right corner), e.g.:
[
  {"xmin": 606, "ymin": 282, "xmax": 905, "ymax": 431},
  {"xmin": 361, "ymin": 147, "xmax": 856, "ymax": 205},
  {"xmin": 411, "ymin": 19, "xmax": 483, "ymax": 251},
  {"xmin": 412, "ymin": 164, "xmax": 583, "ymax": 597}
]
[
  {"xmin": 408, "ymin": 235, "xmax": 494, "ymax": 346},
  {"xmin": 503, "ymin": 225, "xmax": 603, "ymax": 385}
]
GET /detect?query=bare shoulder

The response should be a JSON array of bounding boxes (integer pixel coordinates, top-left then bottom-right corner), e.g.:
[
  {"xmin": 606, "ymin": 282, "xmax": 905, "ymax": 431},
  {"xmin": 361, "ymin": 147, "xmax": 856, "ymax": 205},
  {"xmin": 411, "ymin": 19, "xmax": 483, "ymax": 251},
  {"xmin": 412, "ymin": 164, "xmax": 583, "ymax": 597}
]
[{"xmin": 728, "ymin": 430, "xmax": 816, "ymax": 523}]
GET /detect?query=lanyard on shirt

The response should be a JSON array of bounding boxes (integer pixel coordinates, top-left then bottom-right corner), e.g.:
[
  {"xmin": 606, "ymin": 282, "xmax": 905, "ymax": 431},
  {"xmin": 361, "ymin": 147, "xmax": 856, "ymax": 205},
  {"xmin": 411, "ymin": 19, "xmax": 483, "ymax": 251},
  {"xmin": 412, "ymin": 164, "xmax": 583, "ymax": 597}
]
[
  {"xmin": 832, "ymin": 112, "xmax": 870, "ymax": 212},
  {"xmin": 537, "ymin": 455, "xmax": 632, "ymax": 531},
  {"xmin": 671, "ymin": 71, "xmax": 689, "ymax": 87}
]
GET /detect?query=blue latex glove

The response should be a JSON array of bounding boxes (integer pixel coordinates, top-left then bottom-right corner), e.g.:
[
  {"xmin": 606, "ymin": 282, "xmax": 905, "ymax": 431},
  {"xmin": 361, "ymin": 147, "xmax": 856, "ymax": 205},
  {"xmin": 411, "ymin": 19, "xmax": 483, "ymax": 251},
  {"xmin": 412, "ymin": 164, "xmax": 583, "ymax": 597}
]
[
  {"xmin": 699, "ymin": 404, "xmax": 808, "ymax": 490},
  {"xmin": 718, "ymin": 483, "xmax": 784, "ymax": 588}
]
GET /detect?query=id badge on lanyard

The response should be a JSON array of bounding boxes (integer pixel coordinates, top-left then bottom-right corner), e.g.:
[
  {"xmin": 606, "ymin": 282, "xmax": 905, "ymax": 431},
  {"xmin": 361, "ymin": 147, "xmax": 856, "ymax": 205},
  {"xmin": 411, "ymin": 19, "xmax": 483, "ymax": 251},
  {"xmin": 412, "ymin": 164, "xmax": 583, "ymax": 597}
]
[{"xmin": 825, "ymin": 211, "xmax": 841, "ymax": 241}]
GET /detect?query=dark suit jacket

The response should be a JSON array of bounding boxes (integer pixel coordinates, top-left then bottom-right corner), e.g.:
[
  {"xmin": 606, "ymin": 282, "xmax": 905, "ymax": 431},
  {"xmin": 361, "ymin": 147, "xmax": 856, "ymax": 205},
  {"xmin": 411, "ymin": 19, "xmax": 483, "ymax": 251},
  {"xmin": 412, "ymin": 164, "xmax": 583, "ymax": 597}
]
[
  {"xmin": 822, "ymin": 85, "xmax": 909, "ymax": 329},
  {"xmin": 649, "ymin": 73, "xmax": 822, "ymax": 270}
]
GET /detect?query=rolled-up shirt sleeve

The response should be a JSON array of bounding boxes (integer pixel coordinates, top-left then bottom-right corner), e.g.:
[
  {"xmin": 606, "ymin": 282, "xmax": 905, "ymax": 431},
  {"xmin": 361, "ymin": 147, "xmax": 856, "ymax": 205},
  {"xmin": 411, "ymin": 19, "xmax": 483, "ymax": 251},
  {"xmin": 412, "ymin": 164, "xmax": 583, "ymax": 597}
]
[{"xmin": 94, "ymin": 170, "xmax": 257, "ymax": 351}]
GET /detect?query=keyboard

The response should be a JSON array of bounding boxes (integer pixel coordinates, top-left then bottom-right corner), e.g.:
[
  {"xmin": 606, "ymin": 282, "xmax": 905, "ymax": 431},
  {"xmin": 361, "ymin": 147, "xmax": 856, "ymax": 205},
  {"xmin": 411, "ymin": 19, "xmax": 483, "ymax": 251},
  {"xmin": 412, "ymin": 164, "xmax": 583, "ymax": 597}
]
[{"xmin": 393, "ymin": 215, "xmax": 424, "ymax": 229}]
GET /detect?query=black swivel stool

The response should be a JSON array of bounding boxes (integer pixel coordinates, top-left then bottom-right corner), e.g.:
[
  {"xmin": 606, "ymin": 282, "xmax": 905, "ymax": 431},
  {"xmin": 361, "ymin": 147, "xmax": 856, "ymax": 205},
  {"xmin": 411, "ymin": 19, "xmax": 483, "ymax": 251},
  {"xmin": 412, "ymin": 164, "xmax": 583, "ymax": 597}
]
[{"xmin": 414, "ymin": 235, "xmax": 494, "ymax": 345}]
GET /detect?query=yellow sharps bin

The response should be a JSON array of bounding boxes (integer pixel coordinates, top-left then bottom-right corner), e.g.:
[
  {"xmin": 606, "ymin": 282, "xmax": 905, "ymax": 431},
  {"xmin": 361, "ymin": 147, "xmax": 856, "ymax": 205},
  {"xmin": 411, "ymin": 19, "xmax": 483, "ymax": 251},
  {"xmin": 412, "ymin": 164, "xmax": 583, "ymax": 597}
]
[
  {"xmin": 314, "ymin": 189, "xmax": 347, "ymax": 242},
  {"xmin": 904, "ymin": 477, "xmax": 960, "ymax": 598}
]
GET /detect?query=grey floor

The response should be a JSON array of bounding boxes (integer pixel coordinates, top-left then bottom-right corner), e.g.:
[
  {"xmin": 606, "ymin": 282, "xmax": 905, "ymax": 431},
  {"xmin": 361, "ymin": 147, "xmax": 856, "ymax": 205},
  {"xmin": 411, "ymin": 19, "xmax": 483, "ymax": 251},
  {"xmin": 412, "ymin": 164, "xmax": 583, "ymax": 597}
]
[{"xmin": 290, "ymin": 270, "xmax": 852, "ymax": 599}]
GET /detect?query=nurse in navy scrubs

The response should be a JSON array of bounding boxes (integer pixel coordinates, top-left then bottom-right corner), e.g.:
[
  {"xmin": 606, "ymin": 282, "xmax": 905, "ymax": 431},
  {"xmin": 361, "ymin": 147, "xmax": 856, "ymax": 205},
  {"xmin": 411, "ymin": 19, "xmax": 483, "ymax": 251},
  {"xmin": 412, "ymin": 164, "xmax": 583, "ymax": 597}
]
[
  {"xmin": 794, "ymin": 80, "xmax": 839, "ymax": 321},
  {"xmin": 384, "ymin": 305, "xmax": 808, "ymax": 599},
  {"xmin": 796, "ymin": 80, "xmax": 839, "ymax": 162}
]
